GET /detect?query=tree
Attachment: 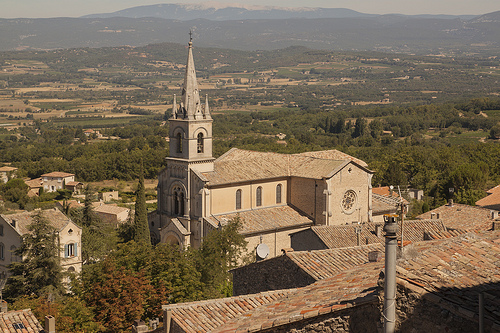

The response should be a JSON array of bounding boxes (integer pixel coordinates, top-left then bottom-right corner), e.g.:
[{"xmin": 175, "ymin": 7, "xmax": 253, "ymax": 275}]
[
  {"xmin": 83, "ymin": 259, "xmax": 161, "ymax": 333},
  {"xmin": 0, "ymin": 178, "xmax": 30, "ymax": 209},
  {"xmin": 71, "ymin": 185, "xmax": 117, "ymax": 263},
  {"xmin": 4, "ymin": 211, "xmax": 64, "ymax": 302},
  {"xmin": 196, "ymin": 216, "xmax": 249, "ymax": 298},
  {"xmin": 133, "ymin": 160, "xmax": 150, "ymax": 245}
]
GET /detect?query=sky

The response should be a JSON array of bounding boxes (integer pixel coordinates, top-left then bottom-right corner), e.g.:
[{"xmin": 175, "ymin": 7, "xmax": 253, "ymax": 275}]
[{"xmin": 1, "ymin": 0, "xmax": 498, "ymax": 18}]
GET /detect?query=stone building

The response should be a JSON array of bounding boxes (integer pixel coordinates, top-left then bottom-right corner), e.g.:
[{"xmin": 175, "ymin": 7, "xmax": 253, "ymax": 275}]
[
  {"xmin": 0, "ymin": 208, "xmax": 82, "ymax": 279},
  {"xmin": 0, "ymin": 166, "xmax": 17, "ymax": 184},
  {"xmin": 41, "ymin": 171, "xmax": 75, "ymax": 193},
  {"xmin": 161, "ymin": 230, "xmax": 500, "ymax": 332},
  {"xmin": 149, "ymin": 37, "xmax": 374, "ymax": 255}
]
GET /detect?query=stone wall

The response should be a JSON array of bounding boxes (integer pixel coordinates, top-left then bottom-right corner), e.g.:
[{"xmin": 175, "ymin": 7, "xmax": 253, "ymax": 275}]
[
  {"xmin": 232, "ymin": 255, "xmax": 316, "ymax": 296},
  {"xmin": 394, "ymin": 285, "xmax": 492, "ymax": 333},
  {"xmin": 260, "ymin": 303, "xmax": 380, "ymax": 333}
]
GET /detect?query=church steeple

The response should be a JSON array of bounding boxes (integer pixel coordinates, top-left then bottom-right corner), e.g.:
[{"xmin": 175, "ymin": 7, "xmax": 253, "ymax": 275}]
[
  {"xmin": 168, "ymin": 33, "xmax": 214, "ymax": 162},
  {"xmin": 173, "ymin": 32, "xmax": 210, "ymax": 120}
]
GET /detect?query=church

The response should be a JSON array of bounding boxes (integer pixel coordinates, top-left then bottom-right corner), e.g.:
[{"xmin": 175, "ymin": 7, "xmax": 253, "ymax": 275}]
[{"xmin": 148, "ymin": 37, "xmax": 374, "ymax": 257}]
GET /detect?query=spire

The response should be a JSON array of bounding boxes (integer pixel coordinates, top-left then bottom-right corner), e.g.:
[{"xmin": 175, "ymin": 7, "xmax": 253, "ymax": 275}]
[
  {"xmin": 180, "ymin": 32, "xmax": 202, "ymax": 119},
  {"xmin": 204, "ymin": 94, "xmax": 211, "ymax": 119},
  {"xmin": 172, "ymin": 94, "xmax": 177, "ymax": 118}
]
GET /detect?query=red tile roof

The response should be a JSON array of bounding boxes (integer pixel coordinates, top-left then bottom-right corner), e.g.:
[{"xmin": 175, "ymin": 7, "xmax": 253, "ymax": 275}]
[
  {"xmin": 297, "ymin": 220, "xmax": 448, "ymax": 249},
  {"xmin": 476, "ymin": 184, "xmax": 500, "ymax": 210},
  {"xmin": 0, "ymin": 308, "xmax": 43, "ymax": 333},
  {"xmin": 416, "ymin": 203, "xmax": 496, "ymax": 232},
  {"xmin": 1, "ymin": 208, "xmax": 78, "ymax": 235},
  {"xmin": 41, "ymin": 171, "xmax": 74, "ymax": 178},
  {"xmin": 202, "ymin": 148, "xmax": 370, "ymax": 185},
  {"xmin": 166, "ymin": 230, "xmax": 500, "ymax": 332},
  {"xmin": 206, "ymin": 205, "xmax": 313, "ymax": 235},
  {"xmin": 397, "ymin": 230, "xmax": 500, "ymax": 327},
  {"xmin": 166, "ymin": 262, "xmax": 382, "ymax": 333}
]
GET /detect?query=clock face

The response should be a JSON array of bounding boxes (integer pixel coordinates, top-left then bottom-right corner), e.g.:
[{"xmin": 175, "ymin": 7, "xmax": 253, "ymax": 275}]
[{"xmin": 341, "ymin": 190, "xmax": 357, "ymax": 213}]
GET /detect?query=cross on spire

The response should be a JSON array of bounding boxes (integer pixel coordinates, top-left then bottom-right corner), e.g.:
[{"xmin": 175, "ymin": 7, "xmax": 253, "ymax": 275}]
[{"xmin": 189, "ymin": 30, "xmax": 193, "ymax": 42}]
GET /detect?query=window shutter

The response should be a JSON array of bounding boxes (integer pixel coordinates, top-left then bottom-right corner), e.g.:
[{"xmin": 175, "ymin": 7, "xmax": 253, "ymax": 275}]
[
  {"xmin": 74, "ymin": 243, "xmax": 78, "ymax": 257},
  {"xmin": 64, "ymin": 244, "xmax": 68, "ymax": 258}
]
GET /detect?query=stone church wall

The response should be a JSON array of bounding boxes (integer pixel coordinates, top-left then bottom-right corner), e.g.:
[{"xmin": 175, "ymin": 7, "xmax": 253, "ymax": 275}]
[{"xmin": 231, "ymin": 255, "xmax": 316, "ymax": 296}]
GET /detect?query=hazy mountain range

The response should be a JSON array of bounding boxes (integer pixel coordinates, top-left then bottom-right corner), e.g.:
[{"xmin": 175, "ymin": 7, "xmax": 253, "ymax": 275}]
[{"xmin": 0, "ymin": 3, "xmax": 499, "ymax": 55}]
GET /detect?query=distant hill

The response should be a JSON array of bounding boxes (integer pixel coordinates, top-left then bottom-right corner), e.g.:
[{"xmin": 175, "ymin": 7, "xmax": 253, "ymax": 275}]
[
  {"xmin": 0, "ymin": 11, "xmax": 498, "ymax": 55},
  {"xmin": 82, "ymin": 3, "xmax": 375, "ymax": 20},
  {"xmin": 81, "ymin": 3, "xmax": 475, "ymax": 21}
]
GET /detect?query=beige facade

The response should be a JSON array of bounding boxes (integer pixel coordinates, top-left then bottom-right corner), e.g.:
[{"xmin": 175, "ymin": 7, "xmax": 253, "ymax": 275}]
[
  {"xmin": 41, "ymin": 172, "xmax": 75, "ymax": 193},
  {"xmin": 0, "ymin": 208, "xmax": 82, "ymax": 279},
  {"xmin": 0, "ymin": 166, "xmax": 17, "ymax": 184},
  {"xmin": 149, "ymin": 38, "xmax": 374, "ymax": 258}
]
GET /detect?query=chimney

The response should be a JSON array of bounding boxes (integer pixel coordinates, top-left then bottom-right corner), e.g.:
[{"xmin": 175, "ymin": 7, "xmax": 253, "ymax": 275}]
[
  {"xmin": 131, "ymin": 319, "xmax": 148, "ymax": 333},
  {"xmin": 375, "ymin": 224, "xmax": 383, "ymax": 237},
  {"xmin": 430, "ymin": 213, "xmax": 435, "ymax": 219},
  {"xmin": 0, "ymin": 300, "xmax": 7, "ymax": 313},
  {"xmin": 368, "ymin": 251, "xmax": 381, "ymax": 262},
  {"xmin": 45, "ymin": 315, "xmax": 55, "ymax": 333},
  {"xmin": 448, "ymin": 199, "xmax": 454, "ymax": 206},
  {"xmin": 10, "ymin": 219, "xmax": 16, "ymax": 228},
  {"xmin": 436, "ymin": 213, "xmax": 440, "ymax": 219},
  {"xmin": 491, "ymin": 211, "xmax": 498, "ymax": 219}
]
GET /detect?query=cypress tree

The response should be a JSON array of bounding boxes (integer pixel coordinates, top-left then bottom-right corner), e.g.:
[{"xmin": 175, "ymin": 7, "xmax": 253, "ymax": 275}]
[{"xmin": 133, "ymin": 160, "xmax": 151, "ymax": 245}]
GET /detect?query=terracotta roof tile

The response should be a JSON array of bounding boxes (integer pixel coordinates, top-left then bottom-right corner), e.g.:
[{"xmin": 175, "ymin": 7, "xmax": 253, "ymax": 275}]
[
  {"xmin": 206, "ymin": 205, "xmax": 313, "ymax": 235},
  {"xmin": 416, "ymin": 203, "xmax": 496, "ymax": 232},
  {"xmin": 299, "ymin": 220, "xmax": 448, "ymax": 249},
  {"xmin": 0, "ymin": 166, "xmax": 17, "ymax": 172},
  {"xmin": 1, "ymin": 208, "xmax": 78, "ymax": 235},
  {"xmin": 397, "ymin": 230, "xmax": 500, "ymax": 327},
  {"xmin": 41, "ymin": 171, "xmax": 74, "ymax": 178},
  {"xmin": 167, "ymin": 231, "xmax": 500, "ymax": 332},
  {"xmin": 0, "ymin": 308, "xmax": 43, "ymax": 333},
  {"xmin": 201, "ymin": 148, "xmax": 369, "ymax": 185}
]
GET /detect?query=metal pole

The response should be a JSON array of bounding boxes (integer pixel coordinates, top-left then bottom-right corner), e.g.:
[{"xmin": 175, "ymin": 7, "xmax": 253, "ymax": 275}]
[{"xmin": 384, "ymin": 215, "xmax": 398, "ymax": 333}]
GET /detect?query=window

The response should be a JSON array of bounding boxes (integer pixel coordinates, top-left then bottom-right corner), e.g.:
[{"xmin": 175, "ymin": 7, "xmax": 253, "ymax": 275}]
[
  {"xmin": 0, "ymin": 225, "xmax": 3, "ymax": 236},
  {"xmin": 341, "ymin": 190, "xmax": 357, "ymax": 214},
  {"xmin": 176, "ymin": 132, "xmax": 183, "ymax": 153},
  {"xmin": 197, "ymin": 133, "xmax": 204, "ymax": 153},
  {"xmin": 0, "ymin": 243, "xmax": 4, "ymax": 260},
  {"xmin": 256, "ymin": 187, "xmax": 262, "ymax": 207},
  {"xmin": 172, "ymin": 186, "xmax": 185, "ymax": 216},
  {"xmin": 236, "ymin": 189, "xmax": 242, "ymax": 210},
  {"xmin": 276, "ymin": 184, "xmax": 282, "ymax": 204},
  {"xmin": 64, "ymin": 243, "xmax": 77, "ymax": 258}
]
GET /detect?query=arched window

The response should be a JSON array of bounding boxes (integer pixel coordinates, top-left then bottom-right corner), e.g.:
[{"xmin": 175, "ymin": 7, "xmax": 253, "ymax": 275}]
[
  {"xmin": 173, "ymin": 186, "xmax": 185, "ymax": 216},
  {"xmin": 276, "ymin": 184, "xmax": 282, "ymax": 204},
  {"xmin": 173, "ymin": 190, "xmax": 179, "ymax": 215},
  {"xmin": 179, "ymin": 192, "xmax": 185, "ymax": 216},
  {"xmin": 236, "ymin": 189, "xmax": 242, "ymax": 210},
  {"xmin": 197, "ymin": 132, "xmax": 204, "ymax": 153},
  {"xmin": 176, "ymin": 132, "xmax": 183, "ymax": 153},
  {"xmin": 256, "ymin": 186, "xmax": 262, "ymax": 207}
]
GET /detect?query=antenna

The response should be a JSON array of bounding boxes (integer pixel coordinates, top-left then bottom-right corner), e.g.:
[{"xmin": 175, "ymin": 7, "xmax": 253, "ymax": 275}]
[{"xmin": 256, "ymin": 243, "xmax": 269, "ymax": 261}]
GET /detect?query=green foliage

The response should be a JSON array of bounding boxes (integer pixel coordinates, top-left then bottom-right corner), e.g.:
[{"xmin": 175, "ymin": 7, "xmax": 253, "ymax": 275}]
[
  {"xmin": 196, "ymin": 216, "xmax": 250, "ymax": 298},
  {"xmin": 0, "ymin": 178, "xmax": 30, "ymax": 209},
  {"xmin": 4, "ymin": 211, "xmax": 64, "ymax": 302},
  {"xmin": 70, "ymin": 186, "xmax": 118, "ymax": 263},
  {"xmin": 133, "ymin": 161, "xmax": 150, "ymax": 245}
]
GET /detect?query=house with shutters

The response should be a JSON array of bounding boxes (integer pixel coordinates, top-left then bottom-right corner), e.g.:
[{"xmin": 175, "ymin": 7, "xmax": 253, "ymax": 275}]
[
  {"xmin": 0, "ymin": 208, "xmax": 82, "ymax": 279},
  {"xmin": 149, "ymin": 37, "xmax": 375, "ymax": 257}
]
